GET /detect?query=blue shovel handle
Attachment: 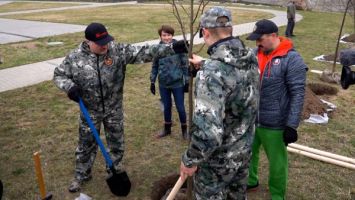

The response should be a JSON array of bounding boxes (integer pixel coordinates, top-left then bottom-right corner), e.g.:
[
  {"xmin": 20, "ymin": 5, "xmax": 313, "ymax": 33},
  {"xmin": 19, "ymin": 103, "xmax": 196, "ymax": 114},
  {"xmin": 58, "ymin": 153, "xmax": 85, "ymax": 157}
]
[{"xmin": 79, "ymin": 98, "xmax": 113, "ymax": 168}]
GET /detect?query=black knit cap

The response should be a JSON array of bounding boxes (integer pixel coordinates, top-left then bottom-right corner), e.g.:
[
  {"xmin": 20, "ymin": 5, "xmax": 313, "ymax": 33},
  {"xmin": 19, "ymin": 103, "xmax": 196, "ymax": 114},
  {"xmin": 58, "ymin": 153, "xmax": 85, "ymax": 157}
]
[
  {"xmin": 85, "ymin": 22, "xmax": 114, "ymax": 46},
  {"xmin": 247, "ymin": 19, "xmax": 278, "ymax": 41}
]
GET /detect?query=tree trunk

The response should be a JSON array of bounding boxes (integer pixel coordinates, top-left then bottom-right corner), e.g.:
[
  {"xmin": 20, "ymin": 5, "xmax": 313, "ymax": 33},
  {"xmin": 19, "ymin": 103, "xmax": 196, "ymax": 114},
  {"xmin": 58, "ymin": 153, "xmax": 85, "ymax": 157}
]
[
  {"xmin": 186, "ymin": 0, "xmax": 194, "ymax": 199},
  {"xmin": 332, "ymin": 0, "xmax": 351, "ymax": 73}
]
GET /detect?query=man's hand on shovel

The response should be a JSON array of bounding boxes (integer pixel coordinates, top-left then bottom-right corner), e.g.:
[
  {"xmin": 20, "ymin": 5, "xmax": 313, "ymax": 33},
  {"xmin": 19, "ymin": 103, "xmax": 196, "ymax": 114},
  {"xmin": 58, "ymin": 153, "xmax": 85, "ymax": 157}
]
[
  {"xmin": 166, "ymin": 163, "xmax": 197, "ymax": 200},
  {"xmin": 180, "ymin": 162, "xmax": 197, "ymax": 180}
]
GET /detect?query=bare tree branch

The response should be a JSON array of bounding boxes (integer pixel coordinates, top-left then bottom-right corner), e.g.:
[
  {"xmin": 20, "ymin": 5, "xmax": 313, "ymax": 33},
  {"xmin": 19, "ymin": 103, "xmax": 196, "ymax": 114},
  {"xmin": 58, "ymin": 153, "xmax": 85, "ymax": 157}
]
[
  {"xmin": 192, "ymin": 1, "xmax": 204, "ymax": 24},
  {"xmin": 171, "ymin": 0, "xmax": 188, "ymax": 43},
  {"xmin": 192, "ymin": 0, "xmax": 210, "ymax": 38},
  {"xmin": 192, "ymin": 0, "xmax": 210, "ymax": 24},
  {"xmin": 179, "ymin": 1, "xmax": 190, "ymax": 17}
]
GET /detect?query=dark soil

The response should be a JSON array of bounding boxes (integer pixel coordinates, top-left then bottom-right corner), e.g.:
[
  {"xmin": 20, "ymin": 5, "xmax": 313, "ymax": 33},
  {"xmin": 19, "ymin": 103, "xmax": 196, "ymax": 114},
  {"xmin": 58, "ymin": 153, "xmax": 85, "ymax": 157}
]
[
  {"xmin": 151, "ymin": 173, "xmax": 187, "ymax": 200},
  {"xmin": 302, "ymin": 86, "xmax": 327, "ymax": 120},
  {"xmin": 307, "ymin": 82, "xmax": 339, "ymax": 95},
  {"xmin": 342, "ymin": 33, "xmax": 355, "ymax": 42},
  {"xmin": 323, "ymin": 53, "xmax": 340, "ymax": 62},
  {"xmin": 320, "ymin": 70, "xmax": 341, "ymax": 84}
]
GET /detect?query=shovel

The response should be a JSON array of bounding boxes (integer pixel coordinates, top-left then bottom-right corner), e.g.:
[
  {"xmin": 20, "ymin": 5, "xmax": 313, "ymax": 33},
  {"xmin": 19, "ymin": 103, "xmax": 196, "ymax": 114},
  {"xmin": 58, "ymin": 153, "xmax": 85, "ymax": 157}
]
[
  {"xmin": 79, "ymin": 98, "xmax": 131, "ymax": 196},
  {"xmin": 166, "ymin": 176, "xmax": 187, "ymax": 200}
]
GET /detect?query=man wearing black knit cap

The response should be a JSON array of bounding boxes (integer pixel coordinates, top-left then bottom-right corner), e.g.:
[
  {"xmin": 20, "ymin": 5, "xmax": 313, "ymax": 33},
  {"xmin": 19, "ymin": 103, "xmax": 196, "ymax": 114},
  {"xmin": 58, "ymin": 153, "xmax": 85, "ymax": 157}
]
[
  {"xmin": 246, "ymin": 19, "xmax": 307, "ymax": 200},
  {"xmin": 53, "ymin": 22, "xmax": 187, "ymax": 192}
]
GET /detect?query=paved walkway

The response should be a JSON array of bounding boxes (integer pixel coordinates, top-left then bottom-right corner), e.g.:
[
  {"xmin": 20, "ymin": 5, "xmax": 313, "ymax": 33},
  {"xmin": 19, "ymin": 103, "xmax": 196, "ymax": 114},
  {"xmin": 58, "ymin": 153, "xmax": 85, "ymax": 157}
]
[
  {"xmin": 0, "ymin": 1, "xmax": 137, "ymax": 44},
  {"xmin": 0, "ymin": 3, "xmax": 303, "ymax": 93},
  {"xmin": 0, "ymin": 1, "xmax": 137, "ymax": 16},
  {"xmin": 0, "ymin": 18, "xmax": 87, "ymax": 44},
  {"xmin": 0, "ymin": 1, "xmax": 12, "ymax": 6}
]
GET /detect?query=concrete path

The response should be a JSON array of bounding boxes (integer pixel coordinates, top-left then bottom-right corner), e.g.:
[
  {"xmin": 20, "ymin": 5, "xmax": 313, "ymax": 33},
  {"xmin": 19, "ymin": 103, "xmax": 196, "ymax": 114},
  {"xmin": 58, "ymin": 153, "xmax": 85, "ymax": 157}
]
[
  {"xmin": 0, "ymin": 1, "xmax": 12, "ymax": 6},
  {"xmin": 0, "ymin": 4, "xmax": 303, "ymax": 93},
  {"xmin": 0, "ymin": 18, "xmax": 86, "ymax": 44},
  {"xmin": 0, "ymin": 1, "xmax": 137, "ymax": 44},
  {"xmin": 0, "ymin": 1, "xmax": 137, "ymax": 16},
  {"xmin": 135, "ymin": 5, "xmax": 302, "ymax": 46}
]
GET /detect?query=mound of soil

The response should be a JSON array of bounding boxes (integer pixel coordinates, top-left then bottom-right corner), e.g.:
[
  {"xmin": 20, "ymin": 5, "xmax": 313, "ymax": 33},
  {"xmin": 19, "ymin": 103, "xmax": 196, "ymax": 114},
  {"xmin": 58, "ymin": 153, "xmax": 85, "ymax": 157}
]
[
  {"xmin": 151, "ymin": 173, "xmax": 187, "ymax": 200},
  {"xmin": 323, "ymin": 53, "xmax": 340, "ymax": 62},
  {"xmin": 342, "ymin": 33, "xmax": 355, "ymax": 43},
  {"xmin": 302, "ymin": 86, "xmax": 327, "ymax": 120},
  {"xmin": 307, "ymin": 82, "xmax": 339, "ymax": 95},
  {"xmin": 320, "ymin": 69, "xmax": 341, "ymax": 84}
]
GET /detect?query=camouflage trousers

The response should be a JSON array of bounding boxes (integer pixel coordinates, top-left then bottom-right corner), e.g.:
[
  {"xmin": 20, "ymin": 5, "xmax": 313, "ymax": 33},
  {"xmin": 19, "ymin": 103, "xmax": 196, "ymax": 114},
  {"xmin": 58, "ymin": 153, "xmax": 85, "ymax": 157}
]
[
  {"xmin": 193, "ymin": 151, "xmax": 251, "ymax": 200},
  {"xmin": 74, "ymin": 106, "xmax": 124, "ymax": 180}
]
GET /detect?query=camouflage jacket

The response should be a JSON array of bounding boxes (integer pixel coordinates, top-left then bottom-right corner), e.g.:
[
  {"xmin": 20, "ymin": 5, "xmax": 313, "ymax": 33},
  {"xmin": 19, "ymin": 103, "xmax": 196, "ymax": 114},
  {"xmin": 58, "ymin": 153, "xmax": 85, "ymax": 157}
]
[
  {"xmin": 150, "ymin": 40, "xmax": 189, "ymax": 88},
  {"xmin": 53, "ymin": 41, "xmax": 174, "ymax": 112},
  {"xmin": 182, "ymin": 37, "xmax": 260, "ymax": 168}
]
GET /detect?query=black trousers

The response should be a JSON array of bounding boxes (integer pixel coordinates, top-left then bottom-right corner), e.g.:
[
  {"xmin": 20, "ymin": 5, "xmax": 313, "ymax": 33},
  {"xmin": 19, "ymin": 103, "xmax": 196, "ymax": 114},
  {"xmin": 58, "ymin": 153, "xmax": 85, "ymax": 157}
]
[{"xmin": 285, "ymin": 18, "xmax": 295, "ymax": 36}]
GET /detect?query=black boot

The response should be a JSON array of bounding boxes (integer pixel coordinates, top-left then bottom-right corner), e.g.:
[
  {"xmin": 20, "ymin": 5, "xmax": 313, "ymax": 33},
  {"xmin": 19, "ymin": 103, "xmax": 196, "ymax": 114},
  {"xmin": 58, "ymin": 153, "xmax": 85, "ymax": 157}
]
[
  {"xmin": 156, "ymin": 122, "xmax": 172, "ymax": 138},
  {"xmin": 181, "ymin": 124, "xmax": 188, "ymax": 140}
]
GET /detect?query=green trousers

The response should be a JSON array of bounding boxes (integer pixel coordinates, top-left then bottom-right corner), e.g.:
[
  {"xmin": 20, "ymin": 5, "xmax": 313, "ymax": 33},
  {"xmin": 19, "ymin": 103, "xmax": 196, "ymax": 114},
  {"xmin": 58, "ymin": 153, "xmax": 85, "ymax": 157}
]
[{"xmin": 248, "ymin": 127, "xmax": 288, "ymax": 200}]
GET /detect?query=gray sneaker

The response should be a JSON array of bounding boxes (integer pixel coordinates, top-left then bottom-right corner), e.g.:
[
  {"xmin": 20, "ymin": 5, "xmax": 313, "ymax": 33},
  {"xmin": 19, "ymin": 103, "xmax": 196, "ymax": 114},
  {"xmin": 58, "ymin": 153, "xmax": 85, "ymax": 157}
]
[{"xmin": 68, "ymin": 176, "xmax": 92, "ymax": 193}]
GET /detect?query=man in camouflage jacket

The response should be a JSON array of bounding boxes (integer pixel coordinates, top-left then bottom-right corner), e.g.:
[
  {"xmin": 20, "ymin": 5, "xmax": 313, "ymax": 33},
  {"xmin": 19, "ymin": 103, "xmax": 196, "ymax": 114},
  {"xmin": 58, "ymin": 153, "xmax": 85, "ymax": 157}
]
[
  {"xmin": 181, "ymin": 7, "xmax": 260, "ymax": 199},
  {"xmin": 53, "ymin": 22, "xmax": 187, "ymax": 192}
]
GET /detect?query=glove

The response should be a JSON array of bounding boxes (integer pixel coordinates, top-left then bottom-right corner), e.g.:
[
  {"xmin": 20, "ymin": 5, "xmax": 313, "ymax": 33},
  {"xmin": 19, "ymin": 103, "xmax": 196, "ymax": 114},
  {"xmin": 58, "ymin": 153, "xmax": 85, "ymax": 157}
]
[
  {"xmin": 173, "ymin": 40, "xmax": 189, "ymax": 54},
  {"xmin": 184, "ymin": 83, "xmax": 189, "ymax": 93},
  {"xmin": 67, "ymin": 85, "xmax": 82, "ymax": 103},
  {"xmin": 283, "ymin": 126, "xmax": 298, "ymax": 146},
  {"xmin": 189, "ymin": 67, "xmax": 199, "ymax": 78},
  {"xmin": 150, "ymin": 83, "xmax": 155, "ymax": 95}
]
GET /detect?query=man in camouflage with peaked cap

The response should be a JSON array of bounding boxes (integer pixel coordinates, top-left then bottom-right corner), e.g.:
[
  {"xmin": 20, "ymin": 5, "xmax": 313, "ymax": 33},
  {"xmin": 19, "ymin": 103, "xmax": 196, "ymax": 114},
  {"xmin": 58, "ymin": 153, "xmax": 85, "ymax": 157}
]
[
  {"xmin": 53, "ymin": 22, "xmax": 187, "ymax": 193},
  {"xmin": 180, "ymin": 7, "xmax": 260, "ymax": 199}
]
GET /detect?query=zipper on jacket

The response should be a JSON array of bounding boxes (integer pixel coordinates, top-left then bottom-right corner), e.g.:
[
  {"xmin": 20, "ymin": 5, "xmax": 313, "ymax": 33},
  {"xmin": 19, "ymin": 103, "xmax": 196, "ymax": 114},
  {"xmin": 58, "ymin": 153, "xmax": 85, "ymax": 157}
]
[
  {"xmin": 257, "ymin": 59, "xmax": 269, "ymax": 127},
  {"xmin": 96, "ymin": 56, "xmax": 106, "ymax": 114},
  {"xmin": 267, "ymin": 61, "xmax": 272, "ymax": 78}
]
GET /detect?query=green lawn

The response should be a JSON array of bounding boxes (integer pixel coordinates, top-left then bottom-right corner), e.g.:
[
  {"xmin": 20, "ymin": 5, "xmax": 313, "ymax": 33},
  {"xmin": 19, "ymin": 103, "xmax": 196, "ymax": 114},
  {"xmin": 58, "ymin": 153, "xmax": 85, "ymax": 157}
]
[
  {"xmin": 0, "ymin": 4, "xmax": 354, "ymax": 200},
  {"xmin": 0, "ymin": 4, "xmax": 272, "ymax": 70},
  {"xmin": 0, "ymin": 2, "xmax": 83, "ymax": 13}
]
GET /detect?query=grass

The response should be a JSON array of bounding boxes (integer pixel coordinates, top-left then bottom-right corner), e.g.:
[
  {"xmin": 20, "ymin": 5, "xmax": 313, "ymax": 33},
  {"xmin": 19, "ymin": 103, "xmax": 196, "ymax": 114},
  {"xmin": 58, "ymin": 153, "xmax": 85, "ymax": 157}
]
[
  {"xmin": 0, "ymin": 2, "xmax": 82, "ymax": 13},
  {"xmin": 0, "ymin": 4, "xmax": 273, "ymax": 70},
  {"xmin": 0, "ymin": 4, "xmax": 354, "ymax": 200}
]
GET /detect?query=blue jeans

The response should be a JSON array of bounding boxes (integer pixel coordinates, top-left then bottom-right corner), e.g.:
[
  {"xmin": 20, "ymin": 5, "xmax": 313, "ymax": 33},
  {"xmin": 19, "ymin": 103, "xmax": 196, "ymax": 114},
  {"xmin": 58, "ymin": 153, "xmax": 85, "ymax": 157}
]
[{"xmin": 159, "ymin": 86, "xmax": 186, "ymax": 124}]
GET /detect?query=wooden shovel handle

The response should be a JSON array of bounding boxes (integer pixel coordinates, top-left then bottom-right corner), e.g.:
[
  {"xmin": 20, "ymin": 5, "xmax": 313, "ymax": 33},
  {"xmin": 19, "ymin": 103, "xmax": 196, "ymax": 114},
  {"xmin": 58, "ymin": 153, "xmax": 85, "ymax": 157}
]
[
  {"xmin": 33, "ymin": 152, "xmax": 46, "ymax": 199},
  {"xmin": 166, "ymin": 176, "xmax": 186, "ymax": 200}
]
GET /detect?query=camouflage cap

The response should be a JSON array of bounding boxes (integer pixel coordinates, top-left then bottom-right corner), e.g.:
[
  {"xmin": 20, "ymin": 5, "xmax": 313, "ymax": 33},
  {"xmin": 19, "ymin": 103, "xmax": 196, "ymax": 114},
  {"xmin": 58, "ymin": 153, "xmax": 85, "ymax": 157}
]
[{"xmin": 200, "ymin": 7, "xmax": 233, "ymax": 29}]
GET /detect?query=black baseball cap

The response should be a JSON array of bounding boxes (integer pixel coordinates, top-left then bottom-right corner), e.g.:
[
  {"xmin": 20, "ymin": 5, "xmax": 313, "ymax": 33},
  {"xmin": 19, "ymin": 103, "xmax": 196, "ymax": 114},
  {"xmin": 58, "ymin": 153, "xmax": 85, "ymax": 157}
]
[
  {"xmin": 85, "ymin": 22, "xmax": 114, "ymax": 46},
  {"xmin": 247, "ymin": 19, "xmax": 278, "ymax": 41}
]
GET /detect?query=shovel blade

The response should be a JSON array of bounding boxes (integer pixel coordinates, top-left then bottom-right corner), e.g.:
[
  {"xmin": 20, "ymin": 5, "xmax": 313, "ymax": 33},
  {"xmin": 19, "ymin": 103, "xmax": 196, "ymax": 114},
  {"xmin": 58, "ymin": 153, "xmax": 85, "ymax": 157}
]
[{"xmin": 106, "ymin": 170, "xmax": 131, "ymax": 196}]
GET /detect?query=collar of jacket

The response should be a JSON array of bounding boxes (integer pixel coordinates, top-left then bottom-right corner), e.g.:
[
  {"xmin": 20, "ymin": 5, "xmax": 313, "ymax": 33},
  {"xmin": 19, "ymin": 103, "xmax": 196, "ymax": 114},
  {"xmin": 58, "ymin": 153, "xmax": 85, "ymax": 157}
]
[
  {"xmin": 257, "ymin": 36, "xmax": 293, "ymax": 80},
  {"xmin": 79, "ymin": 41, "xmax": 112, "ymax": 58},
  {"xmin": 159, "ymin": 39, "xmax": 177, "ymax": 45},
  {"xmin": 80, "ymin": 41, "xmax": 91, "ymax": 54},
  {"xmin": 207, "ymin": 36, "xmax": 235, "ymax": 55},
  {"xmin": 257, "ymin": 36, "xmax": 293, "ymax": 59}
]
